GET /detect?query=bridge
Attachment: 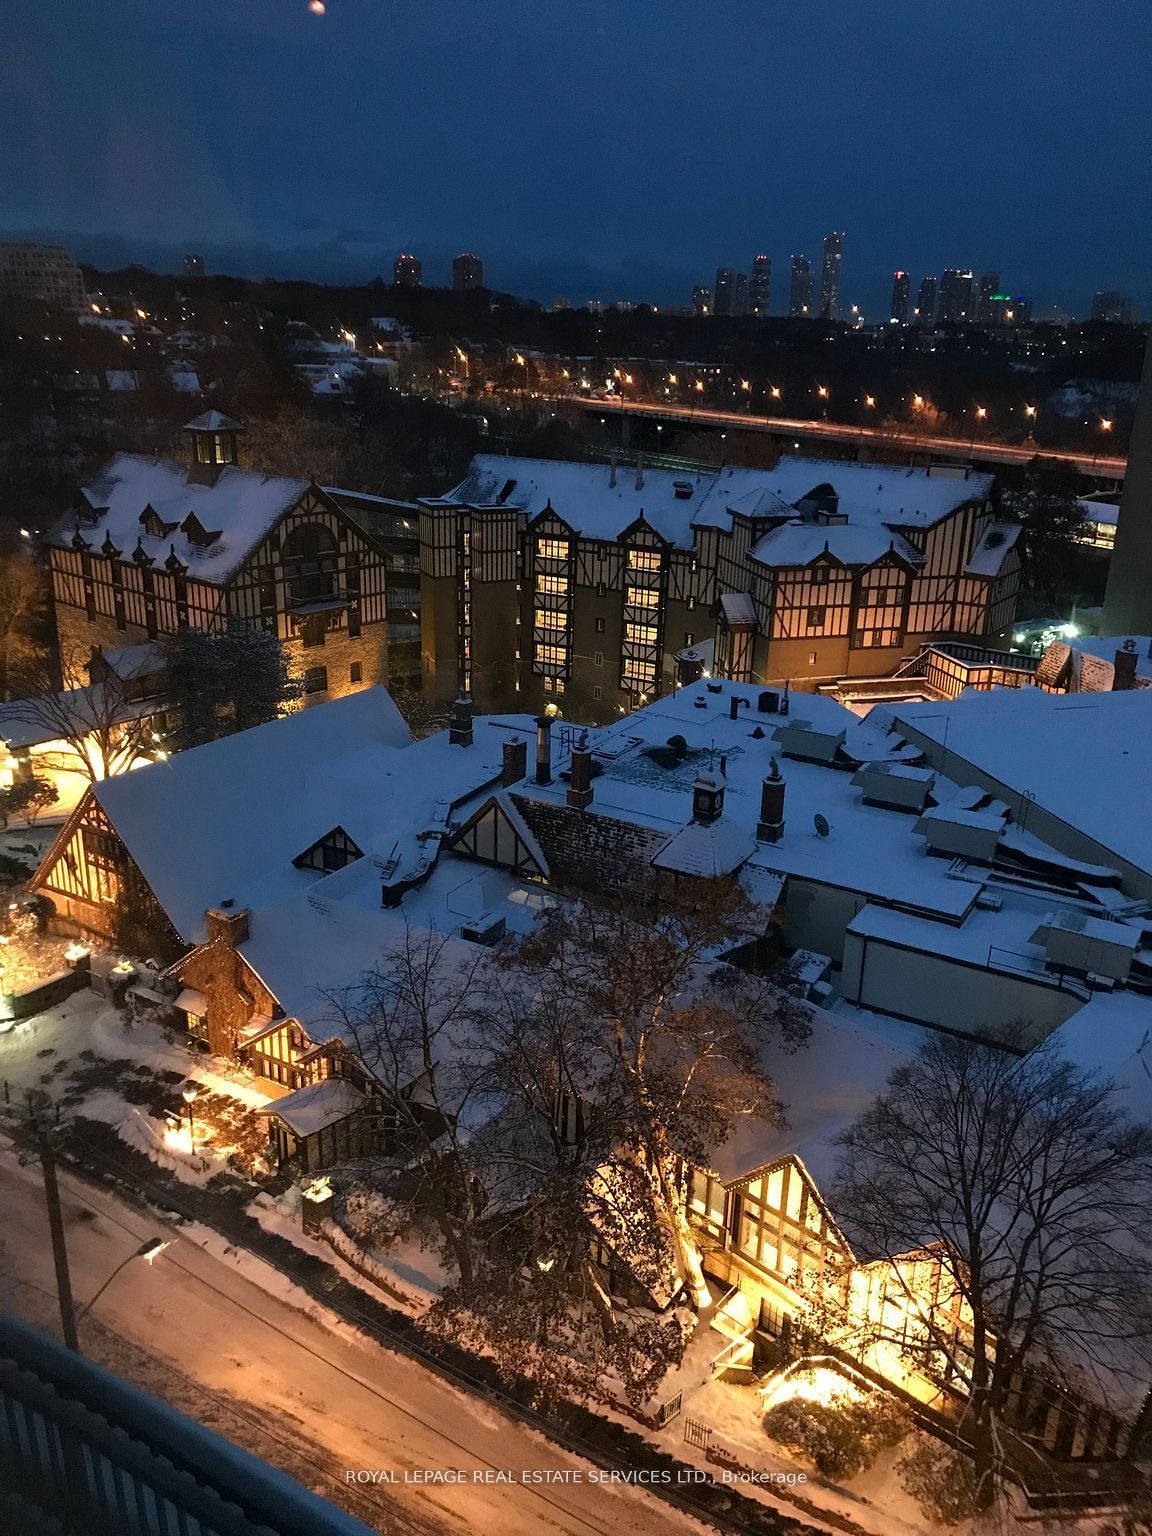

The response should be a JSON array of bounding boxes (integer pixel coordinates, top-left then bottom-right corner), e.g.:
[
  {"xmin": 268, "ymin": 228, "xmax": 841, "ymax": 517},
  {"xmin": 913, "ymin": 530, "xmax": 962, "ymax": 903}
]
[{"xmin": 562, "ymin": 395, "xmax": 1127, "ymax": 482}]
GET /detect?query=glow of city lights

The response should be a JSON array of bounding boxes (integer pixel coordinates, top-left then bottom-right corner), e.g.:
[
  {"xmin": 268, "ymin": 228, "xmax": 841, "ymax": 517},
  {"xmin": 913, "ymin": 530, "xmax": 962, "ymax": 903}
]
[
  {"xmin": 515, "ymin": 353, "xmax": 526, "ymax": 366},
  {"xmin": 770, "ymin": 386, "xmax": 781, "ymax": 399},
  {"xmin": 668, "ymin": 373, "xmax": 678, "ymax": 384},
  {"xmin": 622, "ymin": 373, "xmax": 633, "ymax": 385},
  {"xmin": 740, "ymin": 379, "xmax": 751, "ymax": 391},
  {"xmin": 1101, "ymin": 418, "xmax": 1113, "ymax": 431},
  {"xmin": 1024, "ymin": 403, "xmax": 1037, "ymax": 417},
  {"xmin": 975, "ymin": 406, "xmax": 988, "ymax": 419},
  {"xmin": 864, "ymin": 395, "xmax": 876, "ymax": 407},
  {"xmin": 817, "ymin": 385, "xmax": 829, "ymax": 398},
  {"xmin": 913, "ymin": 394, "xmax": 924, "ymax": 407},
  {"xmin": 694, "ymin": 380, "xmax": 704, "ymax": 392}
]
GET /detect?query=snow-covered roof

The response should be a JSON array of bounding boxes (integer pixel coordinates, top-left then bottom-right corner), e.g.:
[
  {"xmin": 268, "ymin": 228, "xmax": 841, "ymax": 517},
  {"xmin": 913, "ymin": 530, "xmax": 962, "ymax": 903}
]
[
  {"xmin": 437, "ymin": 454, "xmax": 992, "ymax": 552},
  {"xmin": 651, "ymin": 815, "xmax": 757, "ymax": 878},
  {"xmin": 892, "ymin": 690, "xmax": 1152, "ymax": 882},
  {"xmin": 750, "ymin": 522, "xmax": 922, "ymax": 570},
  {"xmin": 259, "ymin": 1076, "xmax": 367, "ymax": 1137},
  {"xmin": 512, "ymin": 683, "xmax": 985, "ymax": 921},
  {"xmin": 964, "ymin": 520, "xmax": 1021, "ymax": 577},
  {"xmin": 1077, "ymin": 496, "xmax": 1120, "ymax": 527},
  {"xmin": 81, "ymin": 688, "xmax": 554, "ymax": 1028},
  {"xmin": 46, "ymin": 452, "xmax": 309, "ymax": 582},
  {"xmin": 185, "ymin": 410, "xmax": 244, "ymax": 432}
]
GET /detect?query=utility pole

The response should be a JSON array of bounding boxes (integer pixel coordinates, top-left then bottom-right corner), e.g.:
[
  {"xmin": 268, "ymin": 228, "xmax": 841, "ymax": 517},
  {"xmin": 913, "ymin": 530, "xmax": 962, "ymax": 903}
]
[{"xmin": 37, "ymin": 1125, "xmax": 79, "ymax": 1352}]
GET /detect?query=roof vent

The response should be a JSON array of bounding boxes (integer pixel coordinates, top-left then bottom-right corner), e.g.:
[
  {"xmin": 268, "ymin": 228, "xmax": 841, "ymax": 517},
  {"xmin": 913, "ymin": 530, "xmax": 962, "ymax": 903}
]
[{"xmin": 673, "ymin": 480, "xmax": 693, "ymax": 500}]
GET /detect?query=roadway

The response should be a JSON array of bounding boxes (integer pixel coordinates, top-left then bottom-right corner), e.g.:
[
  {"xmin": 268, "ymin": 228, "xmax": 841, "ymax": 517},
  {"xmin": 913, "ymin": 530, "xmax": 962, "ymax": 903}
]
[
  {"xmin": 0, "ymin": 1146, "xmax": 706, "ymax": 1536},
  {"xmin": 562, "ymin": 396, "xmax": 1127, "ymax": 480}
]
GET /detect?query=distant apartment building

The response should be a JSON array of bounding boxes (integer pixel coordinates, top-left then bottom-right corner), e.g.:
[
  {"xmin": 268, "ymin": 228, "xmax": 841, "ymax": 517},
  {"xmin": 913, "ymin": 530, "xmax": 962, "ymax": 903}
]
[
  {"xmin": 0, "ymin": 242, "xmax": 85, "ymax": 311},
  {"xmin": 692, "ymin": 284, "xmax": 712, "ymax": 316},
  {"xmin": 889, "ymin": 270, "xmax": 910, "ymax": 325},
  {"xmin": 818, "ymin": 232, "xmax": 843, "ymax": 320},
  {"xmin": 43, "ymin": 412, "xmax": 403, "ymax": 701},
  {"xmin": 713, "ymin": 267, "xmax": 749, "ymax": 317},
  {"xmin": 915, "ymin": 275, "xmax": 936, "ymax": 325},
  {"xmin": 1092, "ymin": 291, "xmax": 1134, "ymax": 324},
  {"xmin": 418, "ymin": 454, "xmax": 1019, "ymax": 716},
  {"xmin": 975, "ymin": 271, "xmax": 999, "ymax": 324},
  {"xmin": 452, "ymin": 252, "xmax": 483, "ymax": 292},
  {"xmin": 749, "ymin": 254, "xmax": 772, "ymax": 316},
  {"xmin": 788, "ymin": 255, "xmax": 813, "ymax": 317},
  {"xmin": 183, "ymin": 254, "xmax": 205, "ymax": 278},
  {"xmin": 936, "ymin": 268, "xmax": 975, "ymax": 324},
  {"xmin": 393, "ymin": 253, "xmax": 422, "ymax": 288}
]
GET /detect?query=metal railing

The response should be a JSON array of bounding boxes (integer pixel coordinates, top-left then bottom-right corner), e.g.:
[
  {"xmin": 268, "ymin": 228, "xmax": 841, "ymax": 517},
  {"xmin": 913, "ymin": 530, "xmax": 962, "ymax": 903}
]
[{"xmin": 0, "ymin": 1313, "xmax": 373, "ymax": 1536}]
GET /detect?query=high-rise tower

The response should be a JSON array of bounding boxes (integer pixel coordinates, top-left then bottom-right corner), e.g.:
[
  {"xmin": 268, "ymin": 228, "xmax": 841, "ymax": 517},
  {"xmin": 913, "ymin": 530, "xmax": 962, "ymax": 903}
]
[
  {"xmin": 819, "ymin": 232, "xmax": 843, "ymax": 320},
  {"xmin": 788, "ymin": 254, "xmax": 813, "ymax": 317}
]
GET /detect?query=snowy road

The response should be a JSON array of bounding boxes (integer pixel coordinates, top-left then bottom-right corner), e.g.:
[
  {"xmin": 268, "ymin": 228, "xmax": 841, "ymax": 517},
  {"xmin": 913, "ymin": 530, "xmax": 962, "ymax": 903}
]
[{"xmin": 0, "ymin": 1146, "xmax": 707, "ymax": 1536}]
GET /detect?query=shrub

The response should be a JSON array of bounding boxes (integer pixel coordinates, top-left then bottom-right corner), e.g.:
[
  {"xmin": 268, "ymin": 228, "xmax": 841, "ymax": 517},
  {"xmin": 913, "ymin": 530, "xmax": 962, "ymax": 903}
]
[
  {"xmin": 897, "ymin": 1437, "xmax": 984, "ymax": 1524},
  {"xmin": 763, "ymin": 1392, "xmax": 908, "ymax": 1481}
]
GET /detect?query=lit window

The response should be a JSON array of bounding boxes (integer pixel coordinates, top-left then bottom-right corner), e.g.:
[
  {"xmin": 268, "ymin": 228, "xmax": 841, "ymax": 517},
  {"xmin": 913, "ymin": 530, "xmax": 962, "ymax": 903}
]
[
  {"xmin": 534, "ymin": 609, "xmax": 569, "ymax": 630},
  {"xmin": 536, "ymin": 573, "xmax": 567, "ymax": 594},
  {"xmin": 537, "ymin": 538, "xmax": 569, "ymax": 561},
  {"xmin": 626, "ymin": 586, "xmax": 660, "ymax": 608},
  {"xmin": 625, "ymin": 623, "xmax": 658, "ymax": 646},
  {"xmin": 628, "ymin": 548, "xmax": 661, "ymax": 571}
]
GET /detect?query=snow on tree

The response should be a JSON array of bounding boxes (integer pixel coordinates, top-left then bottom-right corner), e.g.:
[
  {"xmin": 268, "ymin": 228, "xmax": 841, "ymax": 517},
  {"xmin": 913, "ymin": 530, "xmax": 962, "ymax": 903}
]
[
  {"xmin": 4, "ymin": 644, "xmax": 159, "ymax": 782},
  {"xmin": 162, "ymin": 618, "xmax": 303, "ymax": 748}
]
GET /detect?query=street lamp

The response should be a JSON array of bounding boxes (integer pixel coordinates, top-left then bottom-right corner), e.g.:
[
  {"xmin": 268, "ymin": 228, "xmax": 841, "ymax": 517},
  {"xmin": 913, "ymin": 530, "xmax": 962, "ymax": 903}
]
[
  {"xmin": 182, "ymin": 1084, "xmax": 198, "ymax": 1154},
  {"xmin": 77, "ymin": 1237, "xmax": 171, "ymax": 1323}
]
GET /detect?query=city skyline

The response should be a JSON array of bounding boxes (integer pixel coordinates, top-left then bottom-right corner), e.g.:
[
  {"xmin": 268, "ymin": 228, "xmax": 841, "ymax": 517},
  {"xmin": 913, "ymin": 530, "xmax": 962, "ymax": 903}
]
[{"xmin": 1, "ymin": 0, "xmax": 1149, "ymax": 316}]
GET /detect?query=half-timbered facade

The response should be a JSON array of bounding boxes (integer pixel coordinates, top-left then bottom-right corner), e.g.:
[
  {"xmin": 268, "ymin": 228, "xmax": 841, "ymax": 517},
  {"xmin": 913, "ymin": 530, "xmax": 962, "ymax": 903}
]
[
  {"xmin": 420, "ymin": 454, "xmax": 1019, "ymax": 717},
  {"xmin": 44, "ymin": 412, "xmax": 395, "ymax": 702}
]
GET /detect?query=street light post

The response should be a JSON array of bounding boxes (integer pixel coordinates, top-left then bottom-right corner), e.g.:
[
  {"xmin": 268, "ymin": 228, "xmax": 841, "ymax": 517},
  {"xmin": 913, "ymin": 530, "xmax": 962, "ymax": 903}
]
[
  {"xmin": 182, "ymin": 1084, "xmax": 198, "ymax": 1154},
  {"xmin": 37, "ymin": 1125, "xmax": 79, "ymax": 1352},
  {"xmin": 77, "ymin": 1238, "xmax": 171, "ymax": 1323}
]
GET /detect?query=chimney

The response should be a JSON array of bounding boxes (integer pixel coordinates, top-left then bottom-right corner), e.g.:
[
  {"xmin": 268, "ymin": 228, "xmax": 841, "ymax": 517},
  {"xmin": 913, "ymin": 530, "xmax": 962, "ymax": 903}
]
[
  {"xmin": 502, "ymin": 735, "xmax": 528, "ymax": 786},
  {"xmin": 608, "ymin": 453, "xmax": 617, "ymax": 488},
  {"xmin": 635, "ymin": 453, "xmax": 644, "ymax": 490},
  {"xmin": 449, "ymin": 694, "xmax": 474, "ymax": 747},
  {"xmin": 757, "ymin": 759, "xmax": 786, "ymax": 843},
  {"xmin": 729, "ymin": 695, "xmax": 741, "ymax": 720},
  {"xmin": 1113, "ymin": 641, "xmax": 1139, "ymax": 691},
  {"xmin": 692, "ymin": 773, "xmax": 724, "ymax": 824},
  {"xmin": 567, "ymin": 730, "xmax": 594, "ymax": 809},
  {"xmin": 535, "ymin": 714, "xmax": 553, "ymax": 785},
  {"xmin": 676, "ymin": 648, "xmax": 704, "ymax": 687},
  {"xmin": 206, "ymin": 903, "xmax": 251, "ymax": 946}
]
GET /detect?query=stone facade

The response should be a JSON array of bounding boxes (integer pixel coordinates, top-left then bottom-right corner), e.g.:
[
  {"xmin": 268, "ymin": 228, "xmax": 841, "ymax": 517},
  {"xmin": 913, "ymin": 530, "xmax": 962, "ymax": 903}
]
[{"xmin": 168, "ymin": 907, "xmax": 280, "ymax": 1058}]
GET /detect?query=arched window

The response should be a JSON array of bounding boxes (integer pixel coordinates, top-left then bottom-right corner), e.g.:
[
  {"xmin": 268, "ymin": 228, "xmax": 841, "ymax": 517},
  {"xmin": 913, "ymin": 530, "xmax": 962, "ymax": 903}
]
[{"xmin": 281, "ymin": 522, "xmax": 338, "ymax": 603}]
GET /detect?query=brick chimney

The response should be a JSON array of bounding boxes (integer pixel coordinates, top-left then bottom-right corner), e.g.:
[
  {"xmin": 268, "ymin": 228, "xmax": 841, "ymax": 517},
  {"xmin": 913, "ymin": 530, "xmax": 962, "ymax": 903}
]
[
  {"xmin": 206, "ymin": 902, "xmax": 250, "ymax": 946},
  {"xmin": 757, "ymin": 758, "xmax": 786, "ymax": 843},
  {"xmin": 535, "ymin": 715, "xmax": 553, "ymax": 785},
  {"xmin": 1113, "ymin": 640, "xmax": 1139, "ymax": 691},
  {"xmin": 502, "ymin": 735, "xmax": 528, "ymax": 786},
  {"xmin": 567, "ymin": 730, "xmax": 594, "ymax": 809},
  {"xmin": 449, "ymin": 694, "xmax": 474, "ymax": 747},
  {"xmin": 676, "ymin": 648, "xmax": 704, "ymax": 687}
]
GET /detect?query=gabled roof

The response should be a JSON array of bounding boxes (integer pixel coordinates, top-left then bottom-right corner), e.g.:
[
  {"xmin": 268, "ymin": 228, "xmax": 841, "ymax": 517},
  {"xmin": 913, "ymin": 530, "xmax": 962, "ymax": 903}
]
[
  {"xmin": 45, "ymin": 452, "xmax": 310, "ymax": 582},
  {"xmin": 750, "ymin": 522, "xmax": 923, "ymax": 570},
  {"xmin": 651, "ymin": 816, "xmax": 757, "ymax": 878},
  {"xmin": 184, "ymin": 410, "xmax": 244, "ymax": 432}
]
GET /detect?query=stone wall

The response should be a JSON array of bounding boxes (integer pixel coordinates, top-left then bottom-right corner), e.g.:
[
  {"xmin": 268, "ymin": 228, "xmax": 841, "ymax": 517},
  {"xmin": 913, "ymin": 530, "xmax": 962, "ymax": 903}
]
[
  {"xmin": 510, "ymin": 794, "xmax": 671, "ymax": 894},
  {"xmin": 168, "ymin": 929, "xmax": 280, "ymax": 1058}
]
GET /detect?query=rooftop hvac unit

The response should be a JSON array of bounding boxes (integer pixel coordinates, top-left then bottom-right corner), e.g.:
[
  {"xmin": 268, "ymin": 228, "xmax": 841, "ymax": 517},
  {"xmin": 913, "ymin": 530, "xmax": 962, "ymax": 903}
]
[{"xmin": 460, "ymin": 914, "xmax": 506, "ymax": 947}]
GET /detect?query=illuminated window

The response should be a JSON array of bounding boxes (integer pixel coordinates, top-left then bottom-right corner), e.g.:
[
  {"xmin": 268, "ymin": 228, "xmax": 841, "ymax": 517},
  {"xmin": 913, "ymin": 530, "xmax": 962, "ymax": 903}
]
[
  {"xmin": 536, "ymin": 572, "xmax": 567, "ymax": 594},
  {"xmin": 810, "ymin": 566, "xmax": 830, "ymax": 586},
  {"xmin": 535, "ymin": 643, "xmax": 568, "ymax": 666},
  {"xmin": 626, "ymin": 586, "xmax": 660, "ymax": 608},
  {"xmin": 625, "ymin": 623, "xmax": 658, "ymax": 646},
  {"xmin": 628, "ymin": 548, "xmax": 661, "ymax": 571},
  {"xmin": 807, "ymin": 606, "xmax": 826, "ymax": 628},
  {"xmin": 534, "ymin": 608, "xmax": 569, "ymax": 630},
  {"xmin": 537, "ymin": 538, "xmax": 569, "ymax": 561}
]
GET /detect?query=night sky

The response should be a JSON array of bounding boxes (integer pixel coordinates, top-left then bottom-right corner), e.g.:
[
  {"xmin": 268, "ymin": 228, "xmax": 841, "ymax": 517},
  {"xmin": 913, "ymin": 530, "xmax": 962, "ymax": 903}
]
[{"xmin": 2, "ymin": 0, "xmax": 1150, "ymax": 316}]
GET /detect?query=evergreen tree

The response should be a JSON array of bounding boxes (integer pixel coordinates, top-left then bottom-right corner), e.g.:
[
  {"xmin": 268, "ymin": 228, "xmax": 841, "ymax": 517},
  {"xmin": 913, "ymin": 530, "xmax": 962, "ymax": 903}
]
[{"xmin": 163, "ymin": 620, "xmax": 302, "ymax": 749}]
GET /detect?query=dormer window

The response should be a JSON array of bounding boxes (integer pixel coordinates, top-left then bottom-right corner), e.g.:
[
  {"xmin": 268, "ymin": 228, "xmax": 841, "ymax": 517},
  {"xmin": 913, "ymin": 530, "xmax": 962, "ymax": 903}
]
[
  {"xmin": 140, "ymin": 505, "xmax": 177, "ymax": 539},
  {"xmin": 181, "ymin": 512, "xmax": 222, "ymax": 549},
  {"xmin": 293, "ymin": 826, "xmax": 364, "ymax": 874}
]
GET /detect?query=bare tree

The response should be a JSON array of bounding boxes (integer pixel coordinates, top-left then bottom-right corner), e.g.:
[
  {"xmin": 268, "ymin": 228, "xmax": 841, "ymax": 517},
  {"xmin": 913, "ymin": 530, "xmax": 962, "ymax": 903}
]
[
  {"xmin": 0, "ymin": 547, "xmax": 50, "ymax": 700},
  {"xmin": 4, "ymin": 644, "xmax": 159, "ymax": 782},
  {"xmin": 832, "ymin": 1032, "xmax": 1152, "ymax": 1507},
  {"xmin": 512, "ymin": 879, "xmax": 811, "ymax": 1308}
]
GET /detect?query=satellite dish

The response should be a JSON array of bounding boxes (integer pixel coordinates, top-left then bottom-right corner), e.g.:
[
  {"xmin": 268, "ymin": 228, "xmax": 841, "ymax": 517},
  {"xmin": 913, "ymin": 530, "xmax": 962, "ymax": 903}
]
[{"xmin": 813, "ymin": 814, "xmax": 831, "ymax": 838}]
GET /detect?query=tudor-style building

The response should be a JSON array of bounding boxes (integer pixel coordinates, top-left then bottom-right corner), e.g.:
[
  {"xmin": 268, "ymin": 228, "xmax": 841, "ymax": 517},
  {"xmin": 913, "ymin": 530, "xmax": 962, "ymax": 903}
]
[
  {"xmin": 419, "ymin": 453, "xmax": 1021, "ymax": 717},
  {"xmin": 44, "ymin": 412, "xmax": 395, "ymax": 701}
]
